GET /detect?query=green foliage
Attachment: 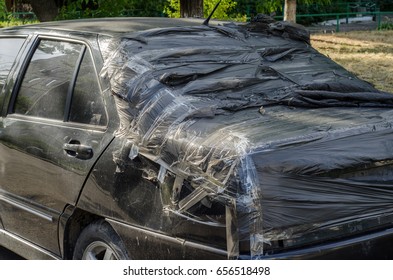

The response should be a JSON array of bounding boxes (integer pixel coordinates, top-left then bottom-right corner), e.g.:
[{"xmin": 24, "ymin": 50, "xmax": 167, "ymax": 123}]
[
  {"xmin": 164, "ymin": 0, "xmax": 180, "ymax": 17},
  {"xmin": 231, "ymin": 0, "xmax": 336, "ymax": 22},
  {"xmin": 296, "ymin": 0, "xmax": 338, "ymax": 25},
  {"xmin": 0, "ymin": 0, "xmax": 38, "ymax": 26},
  {"xmin": 58, "ymin": 0, "xmax": 166, "ymax": 19},
  {"xmin": 251, "ymin": 0, "xmax": 332, "ymax": 15},
  {"xmin": 0, "ymin": 0, "xmax": 7, "ymax": 19},
  {"xmin": 255, "ymin": 1, "xmax": 283, "ymax": 15},
  {"xmin": 0, "ymin": 18, "xmax": 39, "ymax": 28},
  {"xmin": 164, "ymin": 0, "xmax": 244, "ymax": 21},
  {"xmin": 376, "ymin": 0, "xmax": 393, "ymax": 11},
  {"xmin": 301, "ymin": 0, "xmax": 331, "ymax": 5},
  {"xmin": 380, "ymin": 23, "xmax": 393, "ymax": 30},
  {"xmin": 0, "ymin": 0, "xmax": 38, "ymax": 27}
]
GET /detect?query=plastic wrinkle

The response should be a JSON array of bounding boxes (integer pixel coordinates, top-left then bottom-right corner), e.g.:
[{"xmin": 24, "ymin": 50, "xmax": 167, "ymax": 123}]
[{"xmin": 102, "ymin": 17, "xmax": 393, "ymax": 258}]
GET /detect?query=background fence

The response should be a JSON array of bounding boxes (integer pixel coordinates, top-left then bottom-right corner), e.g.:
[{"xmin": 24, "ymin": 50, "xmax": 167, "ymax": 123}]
[{"xmin": 273, "ymin": 11, "xmax": 393, "ymax": 32}]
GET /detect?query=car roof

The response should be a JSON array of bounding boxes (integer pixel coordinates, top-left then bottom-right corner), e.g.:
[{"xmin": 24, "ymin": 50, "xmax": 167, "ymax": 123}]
[{"xmin": 2, "ymin": 17, "xmax": 228, "ymax": 36}]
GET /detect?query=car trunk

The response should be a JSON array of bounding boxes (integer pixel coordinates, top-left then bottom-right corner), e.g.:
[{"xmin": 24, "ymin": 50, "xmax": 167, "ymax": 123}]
[
  {"xmin": 244, "ymin": 106, "xmax": 393, "ymax": 255},
  {"xmin": 175, "ymin": 105, "xmax": 393, "ymax": 256}
]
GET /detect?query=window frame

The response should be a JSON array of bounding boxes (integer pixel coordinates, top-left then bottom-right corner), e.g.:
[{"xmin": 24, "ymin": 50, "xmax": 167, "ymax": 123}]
[
  {"xmin": 0, "ymin": 35, "xmax": 28, "ymax": 116},
  {"xmin": 8, "ymin": 35, "xmax": 108, "ymax": 129}
]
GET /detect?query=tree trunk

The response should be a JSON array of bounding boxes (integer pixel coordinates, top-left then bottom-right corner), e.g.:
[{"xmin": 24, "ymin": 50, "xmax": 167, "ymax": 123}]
[
  {"xmin": 284, "ymin": 0, "xmax": 297, "ymax": 23},
  {"xmin": 180, "ymin": 0, "xmax": 203, "ymax": 18},
  {"xmin": 29, "ymin": 0, "xmax": 60, "ymax": 22},
  {"xmin": 5, "ymin": 0, "xmax": 13, "ymax": 11}
]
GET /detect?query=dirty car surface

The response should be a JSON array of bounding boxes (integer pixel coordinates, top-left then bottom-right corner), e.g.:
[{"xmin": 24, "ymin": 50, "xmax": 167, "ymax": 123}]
[{"xmin": 1, "ymin": 17, "xmax": 393, "ymax": 260}]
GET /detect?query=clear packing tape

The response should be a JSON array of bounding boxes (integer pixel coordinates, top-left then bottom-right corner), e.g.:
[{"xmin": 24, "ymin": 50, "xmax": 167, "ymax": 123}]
[{"xmin": 101, "ymin": 16, "xmax": 393, "ymax": 258}]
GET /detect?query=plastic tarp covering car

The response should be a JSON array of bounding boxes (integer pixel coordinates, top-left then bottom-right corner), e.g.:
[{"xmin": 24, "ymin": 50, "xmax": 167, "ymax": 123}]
[{"xmin": 100, "ymin": 15, "xmax": 393, "ymax": 258}]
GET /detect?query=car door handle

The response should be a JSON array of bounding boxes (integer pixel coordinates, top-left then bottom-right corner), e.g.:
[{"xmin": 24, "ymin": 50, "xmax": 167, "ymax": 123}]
[{"xmin": 63, "ymin": 143, "xmax": 94, "ymax": 160}]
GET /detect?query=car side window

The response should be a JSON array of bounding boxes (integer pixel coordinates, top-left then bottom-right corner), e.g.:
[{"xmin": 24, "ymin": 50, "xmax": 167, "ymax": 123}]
[
  {"xmin": 12, "ymin": 38, "xmax": 107, "ymax": 126},
  {"xmin": 69, "ymin": 51, "xmax": 107, "ymax": 126},
  {"xmin": 14, "ymin": 39, "xmax": 83, "ymax": 120},
  {"xmin": 0, "ymin": 38, "xmax": 25, "ymax": 108}
]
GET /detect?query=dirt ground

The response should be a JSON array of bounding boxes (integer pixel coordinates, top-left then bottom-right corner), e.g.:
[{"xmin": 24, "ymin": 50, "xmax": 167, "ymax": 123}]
[{"xmin": 309, "ymin": 20, "xmax": 393, "ymax": 93}]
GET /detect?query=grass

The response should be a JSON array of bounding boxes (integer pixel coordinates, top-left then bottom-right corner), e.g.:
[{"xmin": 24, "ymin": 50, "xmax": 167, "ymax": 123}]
[
  {"xmin": 311, "ymin": 30, "xmax": 393, "ymax": 93},
  {"xmin": 0, "ymin": 20, "xmax": 38, "ymax": 28},
  {"xmin": 0, "ymin": 17, "xmax": 38, "ymax": 28}
]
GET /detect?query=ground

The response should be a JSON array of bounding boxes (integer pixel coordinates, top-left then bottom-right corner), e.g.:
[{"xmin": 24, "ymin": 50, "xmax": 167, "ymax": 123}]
[{"xmin": 310, "ymin": 27, "xmax": 393, "ymax": 93}]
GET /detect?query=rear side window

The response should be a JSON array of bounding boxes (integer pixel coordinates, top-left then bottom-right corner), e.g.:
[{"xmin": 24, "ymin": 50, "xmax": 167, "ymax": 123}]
[
  {"xmin": 70, "ymin": 51, "xmax": 107, "ymax": 126},
  {"xmin": 13, "ymin": 39, "xmax": 107, "ymax": 126},
  {"xmin": 14, "ymin": 40, "xmax": 83, "ymax": 120},
  {"xmin": 0, "ymin": 38, "xmax": 25, "ymax": 107}
]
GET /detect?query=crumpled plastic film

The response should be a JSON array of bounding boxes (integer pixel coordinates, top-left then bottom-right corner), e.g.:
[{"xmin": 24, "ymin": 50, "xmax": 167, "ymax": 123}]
[{"xmin": 101, "ymin": 16, "xmax": 393, "ymax": 258}]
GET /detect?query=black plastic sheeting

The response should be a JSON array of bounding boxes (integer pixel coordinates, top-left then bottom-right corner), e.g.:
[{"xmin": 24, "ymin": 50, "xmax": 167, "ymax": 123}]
[{"xmin": 100, "ymin": 16, "xmax": 393, "ymax": 258}]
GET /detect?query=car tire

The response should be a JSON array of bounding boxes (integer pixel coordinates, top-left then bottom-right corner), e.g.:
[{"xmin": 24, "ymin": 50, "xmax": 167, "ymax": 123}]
[{"xmin": 73, "ymin": 220, "xmax": 129, "ymax": 260}]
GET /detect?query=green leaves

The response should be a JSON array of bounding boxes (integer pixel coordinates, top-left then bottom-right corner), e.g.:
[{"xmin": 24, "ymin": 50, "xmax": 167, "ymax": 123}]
[
  {"xmin": 165, "ymin": 0, "xmax": 244, "ymax": 20},
  {"xmin": 57, "ymin": 0, "xmax": 166, "ymax": 19},
  {"xmin": 0, "ymin": 0, "xmax": 7, "ymax": 19}
]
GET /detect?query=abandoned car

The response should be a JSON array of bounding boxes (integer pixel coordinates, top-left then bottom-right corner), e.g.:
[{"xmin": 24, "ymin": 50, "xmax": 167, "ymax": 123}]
[{"xmin": 1, "ymin": 17, "xmax": 393, "ymax": 260}]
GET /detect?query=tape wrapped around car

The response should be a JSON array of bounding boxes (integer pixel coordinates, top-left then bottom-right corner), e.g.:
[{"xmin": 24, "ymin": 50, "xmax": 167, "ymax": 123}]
[{"xmin": 100, "ymin": 16, "xmax": 393, "ymax": 258}]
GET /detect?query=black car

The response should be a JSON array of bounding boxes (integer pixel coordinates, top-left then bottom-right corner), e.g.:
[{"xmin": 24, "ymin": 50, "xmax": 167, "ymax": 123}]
[{"xmin": 1, "ymin": 16, "xmax": 393, "ymax": 260}]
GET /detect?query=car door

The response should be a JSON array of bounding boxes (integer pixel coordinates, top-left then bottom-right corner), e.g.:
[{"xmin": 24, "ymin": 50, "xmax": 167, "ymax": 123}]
[
  {"xmin": 0, "ymin": 36, "xmax": 115, "ymax": 255},
  {"xmin": 0, "ymin": 36, "xmax": 27, "ymax": 230}
]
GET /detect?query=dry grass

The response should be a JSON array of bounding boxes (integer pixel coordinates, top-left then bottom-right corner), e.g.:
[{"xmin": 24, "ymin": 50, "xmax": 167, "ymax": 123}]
[{"xmin": 311, "ymin": 30, "xmax": 393, "ymax": 93}]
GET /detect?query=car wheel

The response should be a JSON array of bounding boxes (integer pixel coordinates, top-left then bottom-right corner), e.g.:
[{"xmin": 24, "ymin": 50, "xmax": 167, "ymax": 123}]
[{"xmin": 73, "ymin": 220, "xmax": 128, "ymax": 260}]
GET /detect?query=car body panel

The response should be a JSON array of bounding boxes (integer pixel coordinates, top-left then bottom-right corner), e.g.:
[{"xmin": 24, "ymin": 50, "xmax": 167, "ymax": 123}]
[
  {"xmin": 242, "ymin": 227, "xmax": 393, "ymax": 260},
  {"xmin": 77, "ymin": 137, "xmax": 228, "ymax": 258},
  {"xmin": 0, "ymin": 117, "xmax": 113, "ymax": 253}
]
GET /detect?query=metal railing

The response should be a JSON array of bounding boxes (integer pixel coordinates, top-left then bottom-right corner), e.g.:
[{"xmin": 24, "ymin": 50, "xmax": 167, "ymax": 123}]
[{"xmin": 274, "ymin": 11, "xmax": 393, "ymax": 32}]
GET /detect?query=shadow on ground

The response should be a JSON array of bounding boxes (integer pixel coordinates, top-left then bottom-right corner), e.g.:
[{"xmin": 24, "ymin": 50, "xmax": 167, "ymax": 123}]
[{"xmin": 0, "ymin": 246, "xmax": 24, "ymax": 260}]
